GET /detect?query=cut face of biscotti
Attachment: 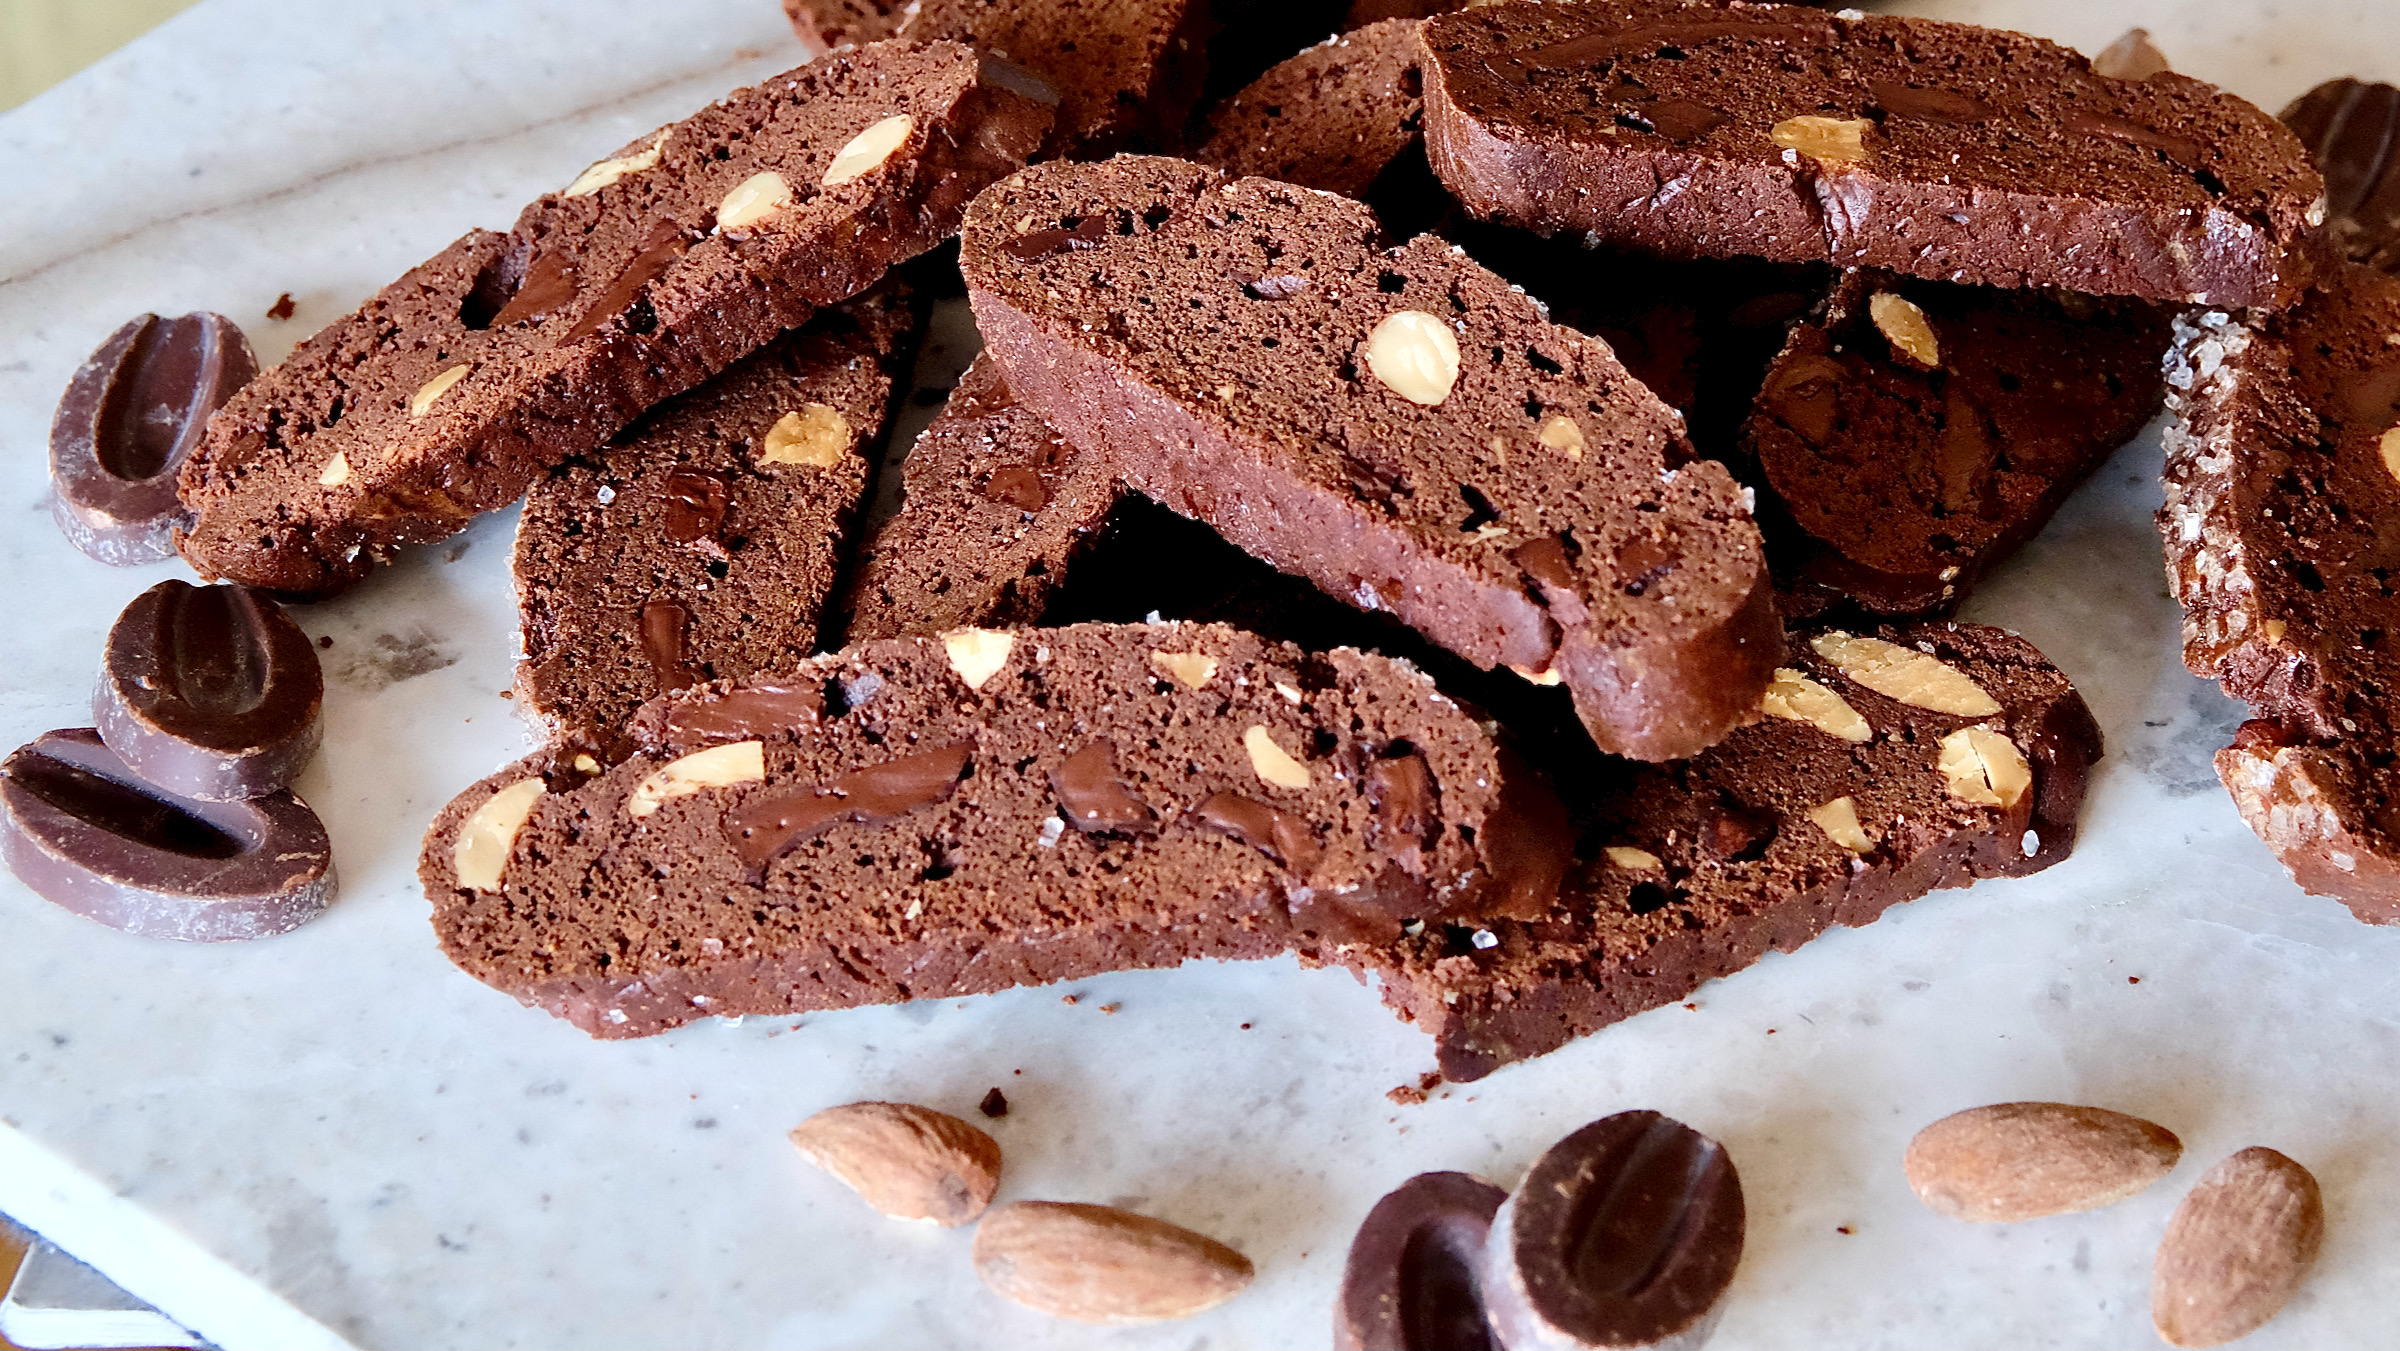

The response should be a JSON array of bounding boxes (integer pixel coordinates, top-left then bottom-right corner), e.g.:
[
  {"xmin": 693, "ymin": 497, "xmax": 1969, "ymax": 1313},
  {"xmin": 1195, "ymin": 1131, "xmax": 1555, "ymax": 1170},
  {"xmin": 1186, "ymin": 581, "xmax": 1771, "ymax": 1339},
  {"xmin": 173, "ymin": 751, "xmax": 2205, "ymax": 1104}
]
[
  {"xmin": 1416, "ymin": 1, "xmax": 2328, "ymax": 308},
  {"xmin": 1749, "ymin": 271, "xmax": 2170, "ymax": 615},
  {"xmin": 840, "ymin": 354, "xmax": 1121, "ymax": 642},
  {"xmin": 512, "ymin": 290, "xmax": 917, "ymax": 742},
  {"xmin": 904, "ymin": 0, "xmax": 1214, "ymax": 154},
  {"xmin": 961, "ymin": 155, "xmax": 1780, "ymax": 762},
  {"xmin": 1452, "ymin": 223, "xmax": 1827, "ymax": 466},
  {"xmin": 1346, "ymin": 620, "xmax": 2102, "ymax": 1081},
  {"xmin": 176, "ymin": 41, "xmax": 1055, "ymax": 600},
  {"xmin": 2281, "ymin": 79, "xmax": 2400, "ymax": 275},
  {"xmin": 422, "ymin": 623, "xmax": 1571, "ymax": 1037},
  {"xmin": 1196, "ymin": 20, "xmax": 1427, "ymax": 201},
  {"xmin": 2160, "ymin": 263, "xmax": 2400, "ymax": 923}
]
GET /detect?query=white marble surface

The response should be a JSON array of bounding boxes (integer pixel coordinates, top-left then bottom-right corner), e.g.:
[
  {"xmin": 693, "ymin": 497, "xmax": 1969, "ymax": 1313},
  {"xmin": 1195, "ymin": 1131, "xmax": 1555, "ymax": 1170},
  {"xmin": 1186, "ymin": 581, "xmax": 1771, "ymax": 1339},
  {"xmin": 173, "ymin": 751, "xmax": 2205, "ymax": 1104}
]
[{"xmin": 4, "ymin": 2, "xmax": 2400, "ymax": 1348}]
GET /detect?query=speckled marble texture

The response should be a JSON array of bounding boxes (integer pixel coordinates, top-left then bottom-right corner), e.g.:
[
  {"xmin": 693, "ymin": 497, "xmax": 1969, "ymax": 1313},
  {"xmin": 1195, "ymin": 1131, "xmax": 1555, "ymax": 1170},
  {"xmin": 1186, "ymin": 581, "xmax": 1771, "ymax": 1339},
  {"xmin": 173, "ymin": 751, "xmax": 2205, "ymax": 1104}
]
[{"xmin": 3, "ymin": 2, "xmax": 2400, "ymax": 1348}]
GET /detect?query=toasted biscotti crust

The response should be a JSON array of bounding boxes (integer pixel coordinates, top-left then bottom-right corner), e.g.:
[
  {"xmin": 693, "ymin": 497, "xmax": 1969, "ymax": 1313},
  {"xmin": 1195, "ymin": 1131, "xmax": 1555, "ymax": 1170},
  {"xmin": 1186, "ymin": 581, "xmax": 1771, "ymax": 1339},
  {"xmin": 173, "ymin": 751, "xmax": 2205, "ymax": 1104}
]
[
  {"xmin": 177, "ymin": 41, "xmax": 1054, "ymax": 599},
  {"xmin": 422, "ymin": 623, "xmax": 1569, "ymax": 1036},
  {"xmin": 961, "ymin": 155, "xmax": 1780, "ymax": 762},
  {"xmin": 1416, "ymin": 1, "xmax": 2328, "ymax": 307}
]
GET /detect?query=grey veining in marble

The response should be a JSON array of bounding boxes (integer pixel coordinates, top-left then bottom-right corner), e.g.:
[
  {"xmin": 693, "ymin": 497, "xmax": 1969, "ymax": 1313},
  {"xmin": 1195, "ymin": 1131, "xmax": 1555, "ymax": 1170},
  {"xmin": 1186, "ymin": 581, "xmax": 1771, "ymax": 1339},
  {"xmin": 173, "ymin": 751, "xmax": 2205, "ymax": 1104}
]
[{"xmin": 5, "ymin": 2, "xmax": 2400, "ymax": 1348}]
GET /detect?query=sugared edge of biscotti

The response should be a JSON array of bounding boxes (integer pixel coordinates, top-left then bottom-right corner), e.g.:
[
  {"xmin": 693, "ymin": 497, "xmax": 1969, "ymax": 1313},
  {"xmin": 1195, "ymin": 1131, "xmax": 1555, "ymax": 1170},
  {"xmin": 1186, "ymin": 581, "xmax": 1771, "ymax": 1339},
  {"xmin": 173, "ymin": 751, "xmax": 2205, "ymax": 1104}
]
[{"xmin": 2159, "ymin": 263, "xmax": 2400, "ymax": 923}]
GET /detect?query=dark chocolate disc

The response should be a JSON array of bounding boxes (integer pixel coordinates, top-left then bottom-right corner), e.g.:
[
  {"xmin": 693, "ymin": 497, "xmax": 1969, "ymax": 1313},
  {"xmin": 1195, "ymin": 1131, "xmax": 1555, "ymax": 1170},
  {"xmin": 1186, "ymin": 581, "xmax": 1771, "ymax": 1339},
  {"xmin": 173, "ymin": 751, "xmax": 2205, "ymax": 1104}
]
[
  {"xmin": 1484, "ymin": 1111, "xmax": 1744, "ymax": 1351},
  {"xmin": 1, "ymin": 729, "xmax": 335, "ymax": 941},
  {"xmin": 49, "ymin": 313, "xmax": 256, "ymax": 565},
  {"xmin": 1337, "ymin": 1170, "xmax": 1509, "ymax": 1351},
  {"xmin": 95, "ymin": 580, "xmax": 324, "ymax": 802}
]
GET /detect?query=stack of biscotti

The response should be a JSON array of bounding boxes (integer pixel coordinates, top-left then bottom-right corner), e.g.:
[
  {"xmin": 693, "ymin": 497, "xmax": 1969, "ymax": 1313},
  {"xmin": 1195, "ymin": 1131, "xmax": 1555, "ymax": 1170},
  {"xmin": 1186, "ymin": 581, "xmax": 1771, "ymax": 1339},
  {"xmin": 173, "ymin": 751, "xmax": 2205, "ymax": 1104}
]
[
  {"xmin": 1163, "ymin": 0, "xmax": 2267, "ymax": 618},
  {"xmin": 969, "ymin": 493, "xmax": 2100, "ymax": 1079},
  {"xmin": 399, "ymin": 0, "xmax": 2358, "ymax": 1073}
]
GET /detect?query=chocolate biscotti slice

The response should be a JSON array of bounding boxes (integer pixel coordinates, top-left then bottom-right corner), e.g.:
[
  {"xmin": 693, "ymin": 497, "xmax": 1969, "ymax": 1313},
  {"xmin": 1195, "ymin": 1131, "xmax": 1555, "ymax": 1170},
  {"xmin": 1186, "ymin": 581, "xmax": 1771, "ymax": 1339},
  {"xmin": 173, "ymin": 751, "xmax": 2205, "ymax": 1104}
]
[
  {"xmin": 2160, "ymin": 263, "xmax": 2400, "ymax": 922},
  {"xmin": 903, "ymin": 0, "xmax": 1213, "ymax": 155},
  {"xmin": 512, "ymin": 290, "xmax": 916, "ymax": 742},
  {"xmin": 1196, "ymin": 20, "xmax": 1426, "ymax": 200},
  {"xmin": 2281, "ymin": 79, "xmax": 2400, "ymax": 275},
  {"xmin": 962, "ymin": 156, "xmax": 1780, "ymax": 762},
  {"xmin": 1453, "ymin": 223, "xmax": 1826, "ymax": 466},
  {"xmin": 840, "ymin": 354, "xmax": 1121, "ymax": 642},
  {"xmin": 1748, "ymin": 271, "xmax": 2169, "ymax": 614},
  {"xmin": 1348, "ymin": 619, "xmax": 2101, "ymax": 1080},
  {"xmin": 782, "ymin": 0, "xmax": 914, "ymax": 51},
  {"xmin": 423, "ymin": 622, "xmax": 1570, "ymax": 1037},
  {"xmin": 177, "ymin": 41, "xmax": 1055, "ymax": 600},
  {"xmin": 1416, "ymin": 1, "xmax": 2328, "ymax": 307}
]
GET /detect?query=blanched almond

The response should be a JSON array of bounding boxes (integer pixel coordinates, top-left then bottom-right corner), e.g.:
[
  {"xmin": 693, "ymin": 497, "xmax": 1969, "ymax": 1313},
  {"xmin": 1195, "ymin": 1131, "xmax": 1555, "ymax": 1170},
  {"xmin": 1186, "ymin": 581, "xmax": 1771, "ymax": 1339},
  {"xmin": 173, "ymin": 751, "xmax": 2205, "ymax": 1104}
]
[
  {"xmin": 626, "ymin": 741, "xmax": 764, "ymax": 818},
  {"xmin": 1243, "ymin": 725, "xmax": 1311, "ymax": 790},
  {"xmin": 943, "ymin": 628, "xmax": 1015, "ymax": 690},
  {"xmin": 1762, "ymin": 667, "xmax": 1872, "ymax": 742},
  {"xmin": 1810, "ymin": 632, "xmax": 2000, "ymax": 716}
]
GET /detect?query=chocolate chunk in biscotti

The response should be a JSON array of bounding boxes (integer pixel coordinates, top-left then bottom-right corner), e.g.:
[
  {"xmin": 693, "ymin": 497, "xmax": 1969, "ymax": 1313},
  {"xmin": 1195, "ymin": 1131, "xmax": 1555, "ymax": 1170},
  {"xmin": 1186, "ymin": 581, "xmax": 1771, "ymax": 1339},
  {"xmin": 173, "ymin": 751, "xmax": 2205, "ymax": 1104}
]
[
  {"xmin": 51, "ymin": 313, "xmax": 256, "ymax": 566},
  {"xmin": 175, "ymin": 41, "xmax": 1055, "ymax": 601},
  {"xmin": 961, "ymin": 156, "xmax": 1780, "ymax": 762},
  {"xmin": 1416, "ymin": 1, "xmax": 2329, "ymax": 308},
  {"xmin": 2159, "ymin": 264, "xmax": 2400, "ymax": 923},
  {"xmin": 421, "ymin": 623, "xmax": 1571, "ymax": 1037},
  {"xmin": 2281, "ymin": 79, "xmax": 2400, "ymax": 275},
  {"xmin": 1196, "ymin": 20, "xmax": 1429, "ymax": 202},
  {"xmin": 840, "ymin": 354, "xmax": 1121, "ymax": 642},
  {"xmin": 1347, "ymin": 618, "xmax": 2102, "ymax": 1081},
  {"xmin": 1749, "ymin": 270, "xmax": 2170, "ymax": 615},
  {"xmin": 2, "ymin": 728, "xmax": 335, "ymax": 942},
  {"xmin": 512, "ymin": 290, "xmax": 917, "ymax": 741}
]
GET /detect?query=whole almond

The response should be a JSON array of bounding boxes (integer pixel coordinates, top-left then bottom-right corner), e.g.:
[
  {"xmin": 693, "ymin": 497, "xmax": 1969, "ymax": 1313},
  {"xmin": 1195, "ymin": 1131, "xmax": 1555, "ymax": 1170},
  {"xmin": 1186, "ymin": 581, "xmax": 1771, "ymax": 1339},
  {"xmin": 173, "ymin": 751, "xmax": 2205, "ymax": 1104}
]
[
  {"xmin": 2153, "ymin": 1147, "xmax": 2323, "ymax": 1347},
  {"xmin": 971, "ymin": 1200, "xmax": 1254, "ymax": 1323},
  {"xmin": 1905, "ymin": 1102, "xmax": 2181, "ymax": 1222},
  {"xmin": 788, "ymin": 1101, "xmax": 1001, "ymax": 1227}
]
